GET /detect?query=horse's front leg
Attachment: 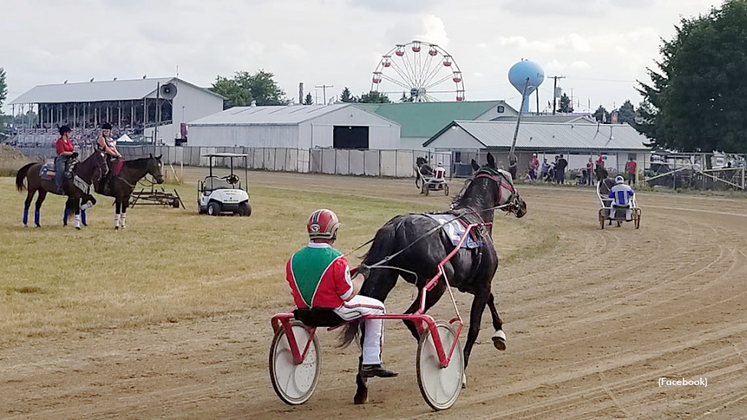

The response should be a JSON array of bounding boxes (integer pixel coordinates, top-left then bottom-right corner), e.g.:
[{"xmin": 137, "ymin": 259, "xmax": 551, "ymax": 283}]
[
  {"xmin": 487, "ymin": 292, "xmax": 506, "ymax": 351},
  {"xmin": 120, "ymin": 196, "xmax": 129, "ymax": 229},
  {"xmin": 72, "ymin": 197, "xmax": 82, "ymax": 230},
  {"xmin": 114, "ymin": 198, "xmax": 121, "ymax": 229}
]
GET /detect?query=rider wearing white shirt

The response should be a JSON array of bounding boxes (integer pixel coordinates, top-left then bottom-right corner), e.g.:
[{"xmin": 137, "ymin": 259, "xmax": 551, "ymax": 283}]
[
  {"xmin": 433, "ymin": 162, "xmax": 446, "ymax": 181},
  {"xmin": 608, "ymin": 175, "xmax": 635, "ymax": 220}
]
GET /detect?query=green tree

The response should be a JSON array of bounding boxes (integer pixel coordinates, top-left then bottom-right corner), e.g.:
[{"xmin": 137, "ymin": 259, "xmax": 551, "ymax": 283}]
[
  {"xmin": 210, "ymin": 70, "xmax": 287, "ymax": 109},
  {"xmin": 359, "ymin": 91, "xmax": 391, "ymax": 103},
  {"xmin": 593, "ymin": 105, "xmax": 609, "ymax": 123},
  {"xmin": 616, "ymin": 100, "xmax": 636, "ymax": 125},
  {"xmin": 339, "ymin": 87, "xmax": 357, "ymax": 103},
  {"xmin": 558, "ymin": 93, "xmax": 573, "ymax": 113},
  {"xmin": 303, "ymin": 92, "xmax": 313, "ymax": 105},
  {"xmin": 638, "ymin": 0, "xmax": 747, "ymax": 152}
]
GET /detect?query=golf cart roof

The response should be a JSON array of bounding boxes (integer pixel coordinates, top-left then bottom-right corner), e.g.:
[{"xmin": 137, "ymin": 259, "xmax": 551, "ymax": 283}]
[{"xmin": 201, "ymin": 153, "xmax": 248, "ymax": 158}]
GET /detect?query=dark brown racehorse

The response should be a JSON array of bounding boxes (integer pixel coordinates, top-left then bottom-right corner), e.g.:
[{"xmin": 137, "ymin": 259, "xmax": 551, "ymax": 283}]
[
  {"xmin": 92, "ymin": 155, "xmax": 165, "ymax": 229},
  {"xmin": 16, "ymin": 151, "xmax": 107, "ymax": 229},
  {"xmin": 341, "ymin": 153, "xmax": 527, "ymax": 403}
]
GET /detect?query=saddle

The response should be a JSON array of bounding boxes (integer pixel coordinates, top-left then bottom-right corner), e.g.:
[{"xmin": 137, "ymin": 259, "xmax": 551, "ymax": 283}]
[
  {"xmin": 425, "ymin": 213, "xmax": 483, "ymax": 249},
  {"xmin": 39, "ymin": 157, "xmax": 78, "ymax": 182}
]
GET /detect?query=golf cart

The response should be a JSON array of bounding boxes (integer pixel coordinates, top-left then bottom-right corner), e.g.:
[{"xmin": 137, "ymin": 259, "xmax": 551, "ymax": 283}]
[{"xmin": 198, "ymin": 153, "xmax": 251, "ymax": 216}]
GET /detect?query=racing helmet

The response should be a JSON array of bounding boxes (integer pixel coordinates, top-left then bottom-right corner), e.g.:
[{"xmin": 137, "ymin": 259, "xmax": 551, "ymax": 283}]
[
  {"xmin": 307, "ymin": 209, "xmax": 339, "ymax": 240},
  {"xmin": 615, "ymin": 175, "xmax": 625, "ymax": 184},
  {"xmin": 437, "ymin": 162, "xmax": 443, "ymax": 167}
]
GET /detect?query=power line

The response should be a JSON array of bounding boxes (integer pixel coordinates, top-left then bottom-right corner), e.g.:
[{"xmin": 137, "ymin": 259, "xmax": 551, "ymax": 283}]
[{"xmin": 550, "ymin": 75, "xmax": 565, "ymax": 115}]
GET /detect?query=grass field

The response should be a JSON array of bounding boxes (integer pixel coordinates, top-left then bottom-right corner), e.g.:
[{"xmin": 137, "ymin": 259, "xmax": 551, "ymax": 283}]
[{"xmin": 0, "ymin": 171, "xmax": 449, "ymax": 346}]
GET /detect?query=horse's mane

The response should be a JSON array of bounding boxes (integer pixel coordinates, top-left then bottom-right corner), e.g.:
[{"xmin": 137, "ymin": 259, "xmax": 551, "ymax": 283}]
[{"xmin": 450, "ymin": 167, "xmax": 502, "ymax": 209}]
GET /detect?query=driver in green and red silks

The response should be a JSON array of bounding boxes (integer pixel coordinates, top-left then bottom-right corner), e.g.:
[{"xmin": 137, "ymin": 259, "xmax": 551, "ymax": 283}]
[{"xmin": 286, "ymin": 209, "xmax": 398, "ymax": 379}]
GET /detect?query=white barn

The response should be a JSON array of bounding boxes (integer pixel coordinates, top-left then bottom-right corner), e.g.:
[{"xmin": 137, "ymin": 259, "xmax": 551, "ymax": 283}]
[{"xmin": 187, "ymin": 104, "xmax": 401, "ymax": 149}]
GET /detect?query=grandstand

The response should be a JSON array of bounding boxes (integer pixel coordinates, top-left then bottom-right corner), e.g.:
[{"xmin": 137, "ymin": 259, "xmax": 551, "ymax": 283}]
[{"xmin": 8, "ymin": 77, "xmax": 224, "ymax": 147}]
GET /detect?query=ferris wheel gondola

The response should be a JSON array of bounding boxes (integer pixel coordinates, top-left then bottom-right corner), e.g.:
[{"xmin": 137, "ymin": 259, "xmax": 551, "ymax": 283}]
[{"xmin": 371, "ymin": 41, "xmax": 465, "ymax": 102}]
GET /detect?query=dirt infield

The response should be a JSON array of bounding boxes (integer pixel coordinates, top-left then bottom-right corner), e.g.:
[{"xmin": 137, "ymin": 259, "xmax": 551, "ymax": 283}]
[{"xmin": 3, "ymin": 171, "xmax": 747, "ymax": 419}]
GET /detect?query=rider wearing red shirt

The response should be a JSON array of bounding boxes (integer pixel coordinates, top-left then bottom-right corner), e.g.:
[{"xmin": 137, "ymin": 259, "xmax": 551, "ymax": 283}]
[
  {"xmin": 286, "ymin": 209, "xmax": 397, "ymax": 378},
  {"xmin": 54, "ymin": 126, "xmax": 76, "ymax": 192}
]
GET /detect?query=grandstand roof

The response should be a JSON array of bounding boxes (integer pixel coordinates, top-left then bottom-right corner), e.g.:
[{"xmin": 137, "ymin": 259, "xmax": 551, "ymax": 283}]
[
  {"xmin": 9, "ymin": 77, "xmax": 223, "ymax": 104},
  {"xmin": 355, "ymin": 101, "xmax": 511, "ymax": 138},
  {"xmin": 425, "ymin": 120, "xmax": 650, "ymax": 151},
  {"xmin": 190, "ymin": 103, "xmax": 359, "ymax": 126}
]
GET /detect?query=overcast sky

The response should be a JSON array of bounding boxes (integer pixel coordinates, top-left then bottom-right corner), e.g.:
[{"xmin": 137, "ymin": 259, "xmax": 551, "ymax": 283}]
[{"xmin": 1, "ymin": 0, "xmax": 719, "ymax": 114}]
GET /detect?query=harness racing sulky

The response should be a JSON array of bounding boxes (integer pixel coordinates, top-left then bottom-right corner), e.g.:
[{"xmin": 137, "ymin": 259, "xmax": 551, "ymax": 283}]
[
  {"xmin": 415, "ymin": 157, "xmax": 449, "ymax": 196},
  {"xmin": 270, "ymin": 153, "xmax": 527, "ymax": 410},
  {"xmin": 597, "ymin": 177, "xmax": 641, "ymax": 229}
]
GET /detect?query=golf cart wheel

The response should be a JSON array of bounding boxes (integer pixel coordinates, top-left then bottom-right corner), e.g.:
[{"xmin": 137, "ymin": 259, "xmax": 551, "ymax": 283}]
[
  {"xmin": 208, "ymin": 202, "xmax": 221, "ymax": 216},
  {"xmin": 239, "ymin": 202, "xmax": 252, "ymax": 217}
]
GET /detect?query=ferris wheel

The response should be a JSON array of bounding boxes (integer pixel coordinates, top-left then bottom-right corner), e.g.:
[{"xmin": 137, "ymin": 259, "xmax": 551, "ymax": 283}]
[{"xmin": 371, "ymin": 41, "xmax": 465, "ymax": 102}]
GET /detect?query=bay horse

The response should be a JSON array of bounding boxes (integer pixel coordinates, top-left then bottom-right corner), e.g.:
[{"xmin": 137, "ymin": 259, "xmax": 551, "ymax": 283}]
[
  {"xmin": 89, "ymin": 155, "xmax": 165, "ymax": 229},
  {"xmin": 341, "ymin": 152, "xmax": 527, "ymax": 404},
  {"xmin": 15, "ymin": 151, "xmax": 107, "ymax": 229}
]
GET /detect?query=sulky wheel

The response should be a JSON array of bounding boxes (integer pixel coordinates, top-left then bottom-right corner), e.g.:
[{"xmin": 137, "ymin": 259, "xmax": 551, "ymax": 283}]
[
  {"xmin": 269, "ymin": 321, "xmax": 321, "ymax": 405},
  {"xmin": 599, "ymin": 210, "xmax": 605, "ymax": 230},
  {"xmin": 635, "ymin": 210, "xmax": 641, "ymax": 229},
  {"xmin": 444, "ymin": 184, "xmax": 449, "ymax": 196},
  {"xmin": 416, "ymin": 322, "xmax": 463, "ymax": 410},
  {"xmin": 425, "ymin": 185, "xmax": 430, "ymax": 196}
]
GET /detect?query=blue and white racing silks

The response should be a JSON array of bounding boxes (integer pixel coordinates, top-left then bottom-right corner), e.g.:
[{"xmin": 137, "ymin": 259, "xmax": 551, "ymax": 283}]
[{"xmin": 608, "ymin": 184, "xmax": 635, "ymax": 206}]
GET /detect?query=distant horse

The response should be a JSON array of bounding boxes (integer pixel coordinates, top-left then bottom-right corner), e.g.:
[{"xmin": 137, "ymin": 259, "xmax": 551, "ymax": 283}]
[
  {"xmin": 415, "ymin": 156, "xmax": 434, "ymax": 191},
  {"xmin": 89, "ymin": 155, "xmax": 165, "ymax": 229},
  {"xmin": 341, "ymin": 152, "xmax": 527, "ymax": 404},
  {"xmin": 16, "ymin": 151, "xmax": 107, "ymax": 229}
]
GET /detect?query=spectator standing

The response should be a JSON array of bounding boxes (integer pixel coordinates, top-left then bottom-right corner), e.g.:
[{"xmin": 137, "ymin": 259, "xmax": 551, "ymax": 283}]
[
  {"xmin": 625, "ymin": 157, "xmax": 637, "ymax": 185},
  {"xmin": 555, "ymin": 154, "xmax": 568, "ymax": 184},
  {"xmin": 529, "ymin": 153, "xmax": 539, "ymax": 182},
  {"xmin": 586, "ymin": 158, "xmax": 594, "ymax": 185}
]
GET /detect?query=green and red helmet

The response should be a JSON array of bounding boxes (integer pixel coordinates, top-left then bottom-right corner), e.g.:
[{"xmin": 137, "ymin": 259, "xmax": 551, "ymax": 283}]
[{"xmin": 307, "ymin": 209, "xmax": 339, "ymax": 240}]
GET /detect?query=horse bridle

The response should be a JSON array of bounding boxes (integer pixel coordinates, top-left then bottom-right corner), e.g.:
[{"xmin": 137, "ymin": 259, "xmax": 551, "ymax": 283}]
[{"xmin": 454, "ymin": 170, "xmax": 523, "ymax": 215}]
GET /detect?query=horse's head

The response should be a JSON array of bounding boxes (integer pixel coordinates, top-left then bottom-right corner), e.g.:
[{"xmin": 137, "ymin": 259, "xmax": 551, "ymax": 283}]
[
  {"xmin": 147, "ymin": 154, "xmax": 165, "ymax": 184},
  {"xmin": 462, "ymin": 153, "xmax": 527, "ymax": 218},
  {"xmin": 416, "ymin": 156, "xmax": 427, "ymax": 167}
]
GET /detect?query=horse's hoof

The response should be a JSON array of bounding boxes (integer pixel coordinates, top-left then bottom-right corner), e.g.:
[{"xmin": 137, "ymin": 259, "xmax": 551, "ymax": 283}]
[
  {"xmin": 35, "ymin": 224, "xmax": 41, "ymax": 228},
  {"xmin": 75, "ymin": 226, "xmax": 81, "ymax": 230},
  {"xmin": 462, "ymin": 373, "xmax": 467, "ymax": 389},
  {"xmin": 114, "ymin": 226, "xmax": 119, "ymax": 230},
  {"xmin": 492, "ymin": 330, "xmax": 507, "ymax": 351},
  {"xmin": 354, "ymin": 390, "xmax": 368, "ymax": 405}
]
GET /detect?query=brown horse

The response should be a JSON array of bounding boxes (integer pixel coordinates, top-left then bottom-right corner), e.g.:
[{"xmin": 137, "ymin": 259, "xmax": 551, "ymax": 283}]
[
  {"xmin": 93, "ymin": 155, "xmax": 165, "ymax": 229},
  {"xmin": 16, "ymin": 151, "xmax": 107, "ymax": 229}
]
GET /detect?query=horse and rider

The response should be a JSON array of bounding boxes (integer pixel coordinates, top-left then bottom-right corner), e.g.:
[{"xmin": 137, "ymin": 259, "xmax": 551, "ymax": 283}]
[{"xmin": 16, "ymin": 123, "xmax": 164, "ymax": 229}]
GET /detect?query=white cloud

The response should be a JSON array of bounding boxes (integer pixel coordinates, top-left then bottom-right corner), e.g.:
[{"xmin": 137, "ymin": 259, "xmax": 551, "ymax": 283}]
[{"xmin": 417, "ymin": 15, "xmax": 449, "ymax": 48}]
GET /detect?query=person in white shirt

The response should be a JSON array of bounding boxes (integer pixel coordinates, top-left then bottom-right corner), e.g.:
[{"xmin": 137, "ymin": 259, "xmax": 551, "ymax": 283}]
[{"xmin": 433, "ymin": 162, "xmax": 446, "ymax": 182}]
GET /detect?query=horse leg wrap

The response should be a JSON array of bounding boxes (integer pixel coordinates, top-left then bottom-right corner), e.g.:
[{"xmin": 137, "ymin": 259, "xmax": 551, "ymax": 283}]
[
  {"xmin": 492, "ymin": 330, "xmax": 507, "ymax": 351},
  {"xmin": 120, "ymin": 213, "xmax": 127, "ymax": 229},
  {"xmin": 34, "ymin": 210, "xmax": 40, "ymax": 227},
  {"xmin": 63, "ymin": 208, "xmax": 69, "ymax": 226},
  {"xmin": 81, "ymin": 210, "xmax": 87, "ymax": 226},
  {"xmin": 74, "ymin": 214, "xmax": 81, "ymax": 230},
  {"xmin": 80, "ymin": 200, "xmax": 94, "ymax": 211},
  {"xmin": 114, "ymin": 214, "xmax": 121, "ymax": 229},
  {"xmin": 23, "ymin": 209, "xmax": 29, "ymax": 226}
]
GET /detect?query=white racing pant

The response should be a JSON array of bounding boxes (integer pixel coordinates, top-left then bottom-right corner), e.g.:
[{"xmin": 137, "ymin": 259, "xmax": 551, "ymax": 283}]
[
  {"xmin": 334, "ymin": 295, "xmax": 386, "ymax": 365},
  {"xmin": 611, "ymin": 205, "xmax": 632, "ymax": 221}
]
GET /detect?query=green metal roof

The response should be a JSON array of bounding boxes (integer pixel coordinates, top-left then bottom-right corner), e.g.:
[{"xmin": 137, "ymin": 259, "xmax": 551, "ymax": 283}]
[{"xmin": 355, "ymin": 101, "xmax": 506, "ymax": 138}]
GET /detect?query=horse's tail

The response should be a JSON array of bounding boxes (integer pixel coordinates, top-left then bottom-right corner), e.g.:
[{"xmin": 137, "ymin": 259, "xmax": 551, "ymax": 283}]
[
  {"xmin": 338, "ymin": 218, "xmax": 402, "ymax": 348},
  {"xmin": 15, "ymin": 162, "xmax": 35, "ymax": 192},
  {"xmin": 338, "ymin": 318, "xmax": 362, "ymax": 349}
]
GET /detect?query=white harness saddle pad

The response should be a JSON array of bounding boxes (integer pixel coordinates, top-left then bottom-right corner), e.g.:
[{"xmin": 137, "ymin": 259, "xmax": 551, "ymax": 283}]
[{"xmin": 425, "ymin": 214, "xmax": 481, "ymax": 249}]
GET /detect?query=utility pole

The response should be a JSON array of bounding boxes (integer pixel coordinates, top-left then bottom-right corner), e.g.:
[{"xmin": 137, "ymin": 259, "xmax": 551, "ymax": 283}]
[
  {"xmin": 551, "ymin": 75, "xmax": 566, "ymax": 115},
  {"xmin": 315, "ymin": 84, "xmax": 334, "ymax": 105}
]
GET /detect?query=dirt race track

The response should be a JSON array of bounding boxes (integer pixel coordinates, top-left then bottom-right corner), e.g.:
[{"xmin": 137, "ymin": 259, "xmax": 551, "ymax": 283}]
[{"xmin": 3, "ymin": 172, "xmax": 747, "ymax": 419}]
